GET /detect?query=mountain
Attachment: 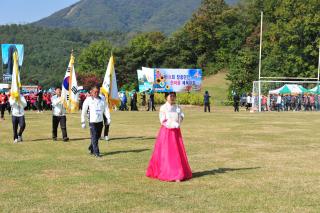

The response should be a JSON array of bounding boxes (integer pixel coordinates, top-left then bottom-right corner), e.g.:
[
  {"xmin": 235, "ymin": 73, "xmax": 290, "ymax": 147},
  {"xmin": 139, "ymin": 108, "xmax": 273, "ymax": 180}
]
[{"xmin": 32, "ymin": 0, "xmax": 203, "ymax": 34}]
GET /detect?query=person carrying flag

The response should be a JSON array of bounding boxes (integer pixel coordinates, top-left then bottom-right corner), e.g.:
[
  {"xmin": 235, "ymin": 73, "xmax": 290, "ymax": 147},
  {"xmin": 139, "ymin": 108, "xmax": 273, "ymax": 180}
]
[
  {"xmin": 9, "ymin": 50, "xmax": 27, "ymax": 143},
  {"xmin": 9, "ymin": 90, "xmax": 27, "ymax": 143}
]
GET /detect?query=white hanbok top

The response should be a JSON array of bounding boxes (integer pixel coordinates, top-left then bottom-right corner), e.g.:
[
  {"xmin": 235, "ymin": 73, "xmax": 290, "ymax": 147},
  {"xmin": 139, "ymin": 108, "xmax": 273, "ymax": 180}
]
[{"xmin": 159, "ymin": 102, "xmax": 184, "ymax": 129}]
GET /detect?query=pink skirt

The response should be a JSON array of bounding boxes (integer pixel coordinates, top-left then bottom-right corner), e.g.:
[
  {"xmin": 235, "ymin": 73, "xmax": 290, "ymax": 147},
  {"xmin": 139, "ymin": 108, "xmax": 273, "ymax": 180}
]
[{"xmin": 146, "ymin": 125, "xmax": 192, "ymax": 181}]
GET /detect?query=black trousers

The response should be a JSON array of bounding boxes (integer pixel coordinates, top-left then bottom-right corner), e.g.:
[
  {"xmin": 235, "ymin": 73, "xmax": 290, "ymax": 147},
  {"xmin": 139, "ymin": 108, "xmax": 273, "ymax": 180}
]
[
  {"xmin": 37, "ymin": 100, "xmax": 43, "ymax": 111},
  {"xmin": 12, "ymin": 116, "xmax": 26, "ymax": 140},
  {"xmin": 234, "ymin": 103, "xmax": 239, "ymax": 112},
  {"xmin": 0, "ymin": 104, "xmax": 5, "ymax": 118},
  {"xmin": 52, "ymin": 116, "xmax": 68, "ymax": 139},
  {"xmin": 147, "ymin": 100, "xmax": 156, "ymax": 111},
  {"xmin": 89, "ymin": 122, "xmax": 103, "ymax": 155},
  {"xmin": 204, "ymin": 103, "xmax": 210, "ymax": 112},
  {"xmin": 102, "ymin": 115, "xmax": 110, "ymax": 137}
]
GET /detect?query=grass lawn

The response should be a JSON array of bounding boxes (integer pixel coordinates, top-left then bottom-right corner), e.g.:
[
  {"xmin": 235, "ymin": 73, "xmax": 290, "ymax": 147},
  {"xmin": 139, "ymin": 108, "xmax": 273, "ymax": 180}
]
[{"xmin": 0, "ymin": 107, "xmax": 320, "ymax": 212}]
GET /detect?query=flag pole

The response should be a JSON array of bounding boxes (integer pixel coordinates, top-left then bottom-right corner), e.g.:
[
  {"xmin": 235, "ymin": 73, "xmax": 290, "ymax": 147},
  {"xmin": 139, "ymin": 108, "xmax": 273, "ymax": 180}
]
[
  {"xmin": 258, "ymin": 11, "xmax": 263, "ymax": 112},
  {"xmin": 317, "ymin": 45, "xmax": 320, "ymax": 110}
]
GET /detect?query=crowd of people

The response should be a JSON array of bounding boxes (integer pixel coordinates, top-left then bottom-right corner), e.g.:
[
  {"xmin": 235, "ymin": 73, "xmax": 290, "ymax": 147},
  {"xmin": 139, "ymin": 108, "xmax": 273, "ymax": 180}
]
[
  {"xmin": 5, "ymin": 85, "xmax": 192, "ymax": 182},
  {"xmin": 118, "ymin": 89, "xmax": 156, "ymax": 111},
  {"xmin": 0, "ymin": 89, "xmax": 55, "ymax": 117},
  {"xmin": 262, "ymin": 94, "xmax": 320, "ymax": 112},
  {"xmin": 231, "ymin": 92, "xmax": 320, "ymax": 112},
  {"xmin": 0, "ymin": 87, "xmax": 160, "ymax": 122}
]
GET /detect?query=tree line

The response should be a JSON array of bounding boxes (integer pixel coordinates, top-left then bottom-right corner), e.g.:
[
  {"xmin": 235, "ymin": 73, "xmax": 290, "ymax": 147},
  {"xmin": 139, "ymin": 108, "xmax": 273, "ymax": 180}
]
[{"xmin": 0, "ymin": 0, "xmax": 319, "ymax": 97}]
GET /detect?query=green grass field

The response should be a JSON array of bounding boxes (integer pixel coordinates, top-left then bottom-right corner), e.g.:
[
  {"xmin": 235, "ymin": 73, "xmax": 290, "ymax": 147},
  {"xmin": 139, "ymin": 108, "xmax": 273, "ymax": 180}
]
[{"xmin": 1, "ymin": 107, "xmax": 320, "ymax": 212}]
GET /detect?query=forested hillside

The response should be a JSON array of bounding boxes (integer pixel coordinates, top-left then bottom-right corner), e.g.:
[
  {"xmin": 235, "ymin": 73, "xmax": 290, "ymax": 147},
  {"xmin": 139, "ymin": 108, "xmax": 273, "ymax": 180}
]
[{"xmin": 0, "ymin": 25, "xmax": 127, "ymax": 86}]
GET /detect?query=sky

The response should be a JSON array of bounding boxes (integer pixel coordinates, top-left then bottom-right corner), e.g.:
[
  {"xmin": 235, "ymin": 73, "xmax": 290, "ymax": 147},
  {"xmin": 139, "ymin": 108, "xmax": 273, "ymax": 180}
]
[{"xmin": 0, "ymin": 0, "xmax": 80, "ymax": 25}]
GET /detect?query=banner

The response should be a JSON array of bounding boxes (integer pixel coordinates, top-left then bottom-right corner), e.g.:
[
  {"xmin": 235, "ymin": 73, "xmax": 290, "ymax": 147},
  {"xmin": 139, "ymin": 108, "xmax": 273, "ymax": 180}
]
[
  {"xmin": 101, "ymin": 55, "xmax": 120, "ymax": 110},
  {"xmin": 1, "ymin": 44, "xmax": 24, "ymax": 66},
  {"xmin": 61, "ymin": 53, "xmax": 79, "ymax": 113},
  {"xmin": 153, "ymin": 69, "xmax": 202, "ymax": 92},
  {"xmin": 137, "ymin": 67, "xmax": 154, "ymax": 92}
]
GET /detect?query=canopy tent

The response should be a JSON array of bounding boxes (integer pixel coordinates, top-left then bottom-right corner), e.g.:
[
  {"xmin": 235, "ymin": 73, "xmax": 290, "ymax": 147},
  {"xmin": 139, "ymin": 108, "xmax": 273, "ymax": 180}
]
[
  {"xmin": 269, "ymin": 84, "xmax": 308, "ymax": 95},
  {"xmin": 308, "ymin": 85, "xmax": 320, "ymax": 94}
]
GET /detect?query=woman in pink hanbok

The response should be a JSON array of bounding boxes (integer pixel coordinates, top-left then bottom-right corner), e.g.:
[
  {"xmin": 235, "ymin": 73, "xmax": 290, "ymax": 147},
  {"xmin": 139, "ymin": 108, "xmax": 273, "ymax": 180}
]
[{"xmin": 146, "ymin": 92, "xmax": 192, "ymax": 182}]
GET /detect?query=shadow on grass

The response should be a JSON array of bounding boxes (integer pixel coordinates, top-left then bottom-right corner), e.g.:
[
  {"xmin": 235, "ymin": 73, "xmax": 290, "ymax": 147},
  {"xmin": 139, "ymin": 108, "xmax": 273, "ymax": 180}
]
[
  {"xmin": 192, "ymin": 167, "xmax": 261, "ymax": 178},
  {"xmin": 71, "ymin": 137, "xmax": 91, "ymax": 141},
  {"xmin": 30, "ymin": 137, "xmax": 92, "ymax": 142},
  {"xmin": 101, "ymin": 148, "xmax": 150, "ymax": 156},
  {"xmin": 109, "ymin": 136, "xmax": 155, "ymax": 141},
  {"xmin": 30, "ymin": 138, "xmax": 53, "ymax": 142},
  {"xmin": 30, "ymin": 136, "xmax": 154, "ymax": 142}
]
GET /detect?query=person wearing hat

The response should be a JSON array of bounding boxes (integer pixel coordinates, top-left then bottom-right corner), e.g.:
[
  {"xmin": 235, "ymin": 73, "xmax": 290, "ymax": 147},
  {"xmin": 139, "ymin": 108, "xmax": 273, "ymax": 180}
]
[
  {"xmin": 146, "ymin": 92, "xmax": 192, "ymax": 182},
  {"xmin": 51, "ymin": 86, "xmax": 69, "ymax": 142},
  {"xmin": 81, "ymin": 86, "xmax": 111, "ymax": 157}
]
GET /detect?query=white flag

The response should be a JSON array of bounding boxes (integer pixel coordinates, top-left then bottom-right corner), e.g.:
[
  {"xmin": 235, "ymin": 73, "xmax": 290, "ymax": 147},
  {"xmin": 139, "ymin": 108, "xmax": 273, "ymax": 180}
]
[
  {"xmin": 101, "ymin": 55, "xmax": 120, "ymax": 109},
  {"xmin": 10, "ymin": 51, "xmax": 21, "ymax": 103},
  {"xmin": 61, "ymin": 53, "xmax": 79, "ymax": 112}
]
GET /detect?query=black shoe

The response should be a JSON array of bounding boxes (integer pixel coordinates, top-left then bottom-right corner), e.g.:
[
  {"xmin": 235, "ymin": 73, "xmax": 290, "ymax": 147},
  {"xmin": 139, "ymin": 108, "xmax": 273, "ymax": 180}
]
[
  {"xmin": 63, "ymin": 137, "xmax": 69, "ymax": 142},
  {"xmin": 52, "ymin": 137, "xmax": 57, "ymax": 141},
  {"xmin": 94, "ymin": 154, "xmax": 102, "ymax": 158}
]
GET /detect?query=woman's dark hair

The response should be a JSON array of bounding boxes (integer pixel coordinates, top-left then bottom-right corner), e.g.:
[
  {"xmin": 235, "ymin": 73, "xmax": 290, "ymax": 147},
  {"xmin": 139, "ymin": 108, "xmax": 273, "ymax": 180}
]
[{"xmin": 164, "ymin": 92, "xmax": 176, "ymax": 98}]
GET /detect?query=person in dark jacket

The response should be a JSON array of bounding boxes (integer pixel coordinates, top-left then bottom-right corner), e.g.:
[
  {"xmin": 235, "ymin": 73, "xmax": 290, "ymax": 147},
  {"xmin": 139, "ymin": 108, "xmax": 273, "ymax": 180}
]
[
  {"xmin": 233, "ymin": 93, "xmax": 240, "ymax": 112},
  {"xmin": 147, "ymin": 89, "xmax": 156, "ymax": 111},
  {"xmin": 203, "ymin": 91, "xmax": 211, "ymax": 112}
]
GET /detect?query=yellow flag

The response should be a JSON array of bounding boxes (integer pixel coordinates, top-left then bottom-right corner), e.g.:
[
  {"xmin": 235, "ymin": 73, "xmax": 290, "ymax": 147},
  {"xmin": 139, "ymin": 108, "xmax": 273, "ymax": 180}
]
[
  {"xmin": 10, "ymin": 51, "xmax": 21, "ymax": 102},
  {"xmin": 101, "ymin": 55, "xmax": 120, "ymax": 110}
]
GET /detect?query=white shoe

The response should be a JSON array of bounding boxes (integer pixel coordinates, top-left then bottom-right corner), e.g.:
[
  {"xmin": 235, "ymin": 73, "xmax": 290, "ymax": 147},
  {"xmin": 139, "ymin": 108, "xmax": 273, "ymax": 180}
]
[
  {"xmin": 13, "ymin": 139, "xmax": 18, "ymax": 144},
  {"xmin": 18, "ymin": 136, "xmax": 23, "ymax": 142},
  {"xmin": 104, "ymin": 136, "xmax": 109, "ymax": 141}
]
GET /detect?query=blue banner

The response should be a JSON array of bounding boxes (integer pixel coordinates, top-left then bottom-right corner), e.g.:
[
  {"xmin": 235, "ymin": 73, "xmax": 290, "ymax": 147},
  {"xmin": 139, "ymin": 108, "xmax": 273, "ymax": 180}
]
[
  {"xmin": 153, "ymin": 69, "xmax": 202, "ymax": 93},
  {"xmin": 1, "ymin": 44, "xmax": 24, "ymax": 66}
]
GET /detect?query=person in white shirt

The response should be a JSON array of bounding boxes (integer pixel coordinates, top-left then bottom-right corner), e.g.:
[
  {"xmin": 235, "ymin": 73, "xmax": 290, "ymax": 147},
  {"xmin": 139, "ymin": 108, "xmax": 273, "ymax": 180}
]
[
  {"xmin": 246, "ymin": 93, "xmax": 252, "ymax": 111},
  {"xmin": 81, "ymin": 86, "xmax": 111, "ymax": 157},
  {"xmin": 276, "ymin": 94, "xmax": 282, "ymax": 112},
  {"xmin": 51, "ymin": 87, "xmax": 69, "ymax": 142},
  {"xmin": 9, "ymin": 93, "xmax": 27, "ymax": 143}
]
